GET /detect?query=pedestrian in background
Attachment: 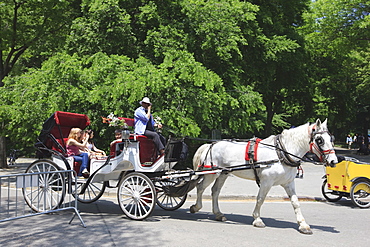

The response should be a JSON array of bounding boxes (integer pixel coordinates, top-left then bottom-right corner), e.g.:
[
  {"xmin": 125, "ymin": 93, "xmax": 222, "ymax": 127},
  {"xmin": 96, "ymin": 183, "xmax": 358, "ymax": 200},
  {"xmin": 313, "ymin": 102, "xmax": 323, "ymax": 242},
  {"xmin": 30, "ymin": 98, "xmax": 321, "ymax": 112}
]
[
  {"xmin": 330, "ymin": 134, "xmax": 335, "ymax": 147},
  {"xmin": 346, "ymin": 134, "xmax": 353, "ymax": 150},
  {"xmin": 353, "ymin": 134, "xmax": 358, "ymax": 149}
]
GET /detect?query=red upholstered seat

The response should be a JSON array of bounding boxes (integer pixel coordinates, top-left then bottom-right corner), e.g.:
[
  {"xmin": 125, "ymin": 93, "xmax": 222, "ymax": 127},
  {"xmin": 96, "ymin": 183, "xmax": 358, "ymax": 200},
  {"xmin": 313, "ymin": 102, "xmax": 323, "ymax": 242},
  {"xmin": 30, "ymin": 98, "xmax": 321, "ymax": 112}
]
[
  {"xmin": 110, "ymin": 117, "xmax": 157, "ymax": 165},
  {"xmin": 130, "ymin": 135, "xmax": 157, "ymax": 165}
]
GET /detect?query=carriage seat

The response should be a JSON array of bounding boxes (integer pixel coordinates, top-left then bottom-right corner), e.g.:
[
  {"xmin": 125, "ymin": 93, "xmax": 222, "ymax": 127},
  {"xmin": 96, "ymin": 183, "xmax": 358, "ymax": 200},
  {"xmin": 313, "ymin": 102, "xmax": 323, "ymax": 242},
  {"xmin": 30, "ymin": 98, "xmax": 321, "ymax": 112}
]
[{"xmin": 111, "ymin": 118, "xmax": 157, "ymax": 164}]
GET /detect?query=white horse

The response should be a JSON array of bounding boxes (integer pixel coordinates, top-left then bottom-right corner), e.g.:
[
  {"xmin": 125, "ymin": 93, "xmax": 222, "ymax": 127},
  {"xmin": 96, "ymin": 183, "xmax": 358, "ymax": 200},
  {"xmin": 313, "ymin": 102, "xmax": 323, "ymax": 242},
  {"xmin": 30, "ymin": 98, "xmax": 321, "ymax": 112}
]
[{"xmin": 190, "ymin": 119, "xmax": 338, "ymax": 234}]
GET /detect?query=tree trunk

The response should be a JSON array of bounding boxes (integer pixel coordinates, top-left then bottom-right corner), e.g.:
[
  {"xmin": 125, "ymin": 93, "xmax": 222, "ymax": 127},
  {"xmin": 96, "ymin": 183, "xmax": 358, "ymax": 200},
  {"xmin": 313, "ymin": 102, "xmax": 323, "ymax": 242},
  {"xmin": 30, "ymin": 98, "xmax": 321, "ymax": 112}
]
[
  {"xmin": 0, "ymin": 136, "xmax": 8, "ymax": 168},
  {"xmin": 264, "ymin": 101, "xmax": 274, "ymax": 137}
]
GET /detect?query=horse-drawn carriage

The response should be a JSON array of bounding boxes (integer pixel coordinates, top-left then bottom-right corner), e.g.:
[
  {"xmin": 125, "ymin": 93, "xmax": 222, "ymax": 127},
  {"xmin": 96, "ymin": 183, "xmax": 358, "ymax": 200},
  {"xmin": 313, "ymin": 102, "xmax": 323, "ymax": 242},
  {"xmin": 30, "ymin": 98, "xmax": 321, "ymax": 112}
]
[
  {"xmin": 321, "ymin": 157, "xmax": 370, "ymax": 208},
  {"xmin": 25, "ymin": 111, "xmax": 195, "ymax": 220},
  {"xmin": 24, "ymin": 111, "xmax": 339, "ymax": 234}
]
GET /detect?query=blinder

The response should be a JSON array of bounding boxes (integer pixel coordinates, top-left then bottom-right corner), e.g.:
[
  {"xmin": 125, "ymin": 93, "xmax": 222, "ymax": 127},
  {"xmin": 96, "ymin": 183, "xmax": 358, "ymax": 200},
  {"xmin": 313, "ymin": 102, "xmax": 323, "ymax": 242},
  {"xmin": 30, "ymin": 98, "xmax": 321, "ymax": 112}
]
[
  {"xmin": 315, "ymin": 136, "xmax": 324, "ymax": 148},
  {"xmin": 310, "ymin": 130, "xmax": 334, "ymax": 165}
]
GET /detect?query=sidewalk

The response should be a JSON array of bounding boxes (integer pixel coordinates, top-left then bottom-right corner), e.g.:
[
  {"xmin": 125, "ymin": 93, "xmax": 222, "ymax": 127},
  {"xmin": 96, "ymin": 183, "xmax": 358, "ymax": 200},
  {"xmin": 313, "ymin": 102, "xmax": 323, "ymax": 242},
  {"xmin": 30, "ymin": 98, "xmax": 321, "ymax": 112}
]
[{"xmin": 1, "ymin": 148, "xmax": 369, "ymax": 201}]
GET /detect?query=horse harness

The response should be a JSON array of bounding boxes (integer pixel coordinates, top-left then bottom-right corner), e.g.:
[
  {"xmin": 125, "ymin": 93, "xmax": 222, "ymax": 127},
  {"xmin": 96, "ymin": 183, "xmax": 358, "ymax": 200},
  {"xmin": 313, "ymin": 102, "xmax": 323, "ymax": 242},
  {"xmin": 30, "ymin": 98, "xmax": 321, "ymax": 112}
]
[
  {"xmin": 200, "ymin": 138, "xmax": 278, "ymax": 187},
  {"xmin": 245, "ymin": 137, "xmax": 263, "ymax": 186},
  {"xmin": 199, "ymin": 135, "xmax": 304, "ymax": 187}
]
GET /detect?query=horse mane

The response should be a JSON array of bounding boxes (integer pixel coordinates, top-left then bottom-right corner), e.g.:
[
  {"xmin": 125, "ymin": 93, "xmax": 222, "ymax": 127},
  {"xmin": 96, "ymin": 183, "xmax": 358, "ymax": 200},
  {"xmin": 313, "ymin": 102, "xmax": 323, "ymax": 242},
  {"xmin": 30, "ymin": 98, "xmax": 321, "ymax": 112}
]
[{"xmin": 281, "ymin": 123, "xmax": 311, "ymax": 151}]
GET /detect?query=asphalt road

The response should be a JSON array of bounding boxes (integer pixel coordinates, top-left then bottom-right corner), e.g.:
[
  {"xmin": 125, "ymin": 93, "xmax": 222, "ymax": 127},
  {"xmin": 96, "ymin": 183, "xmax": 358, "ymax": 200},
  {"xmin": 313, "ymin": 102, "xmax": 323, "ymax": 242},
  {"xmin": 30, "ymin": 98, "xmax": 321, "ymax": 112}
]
[{"xmin": 0, "ymin": 197, "xmax": 369, "ymax": 247}]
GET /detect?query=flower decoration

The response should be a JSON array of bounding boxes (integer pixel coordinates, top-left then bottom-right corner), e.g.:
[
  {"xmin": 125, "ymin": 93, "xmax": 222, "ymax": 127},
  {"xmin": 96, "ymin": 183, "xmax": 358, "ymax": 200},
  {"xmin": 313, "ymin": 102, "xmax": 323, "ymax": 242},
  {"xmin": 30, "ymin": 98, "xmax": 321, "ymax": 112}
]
[
  {"xmin": 102, "ymin": 113, "xmax": 127, "ymax": 128},
  {"xmin": 154, "ymin": 116, "xmax": 162, "ymax": 126}
]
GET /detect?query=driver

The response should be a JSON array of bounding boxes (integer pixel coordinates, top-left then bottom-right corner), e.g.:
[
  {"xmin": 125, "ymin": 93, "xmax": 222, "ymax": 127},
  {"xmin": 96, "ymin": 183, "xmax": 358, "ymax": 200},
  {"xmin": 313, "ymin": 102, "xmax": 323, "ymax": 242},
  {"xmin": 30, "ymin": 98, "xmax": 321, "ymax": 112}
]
[{"xmin": 134, "ymin": 97, "xmax": 166, "ymax": 156}]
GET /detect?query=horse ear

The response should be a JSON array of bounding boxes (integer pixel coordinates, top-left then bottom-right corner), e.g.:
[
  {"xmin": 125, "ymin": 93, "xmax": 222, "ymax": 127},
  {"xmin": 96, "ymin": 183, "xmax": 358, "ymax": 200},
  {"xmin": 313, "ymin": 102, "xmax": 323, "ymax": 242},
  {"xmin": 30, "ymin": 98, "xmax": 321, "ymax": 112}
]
[
  {"xmin": 322, "ymin": 118, "xmax": 328, "ymax": 127},
  {"xmin": 315, "ymin": 119, "xmax": 322, "ymax": 128}
]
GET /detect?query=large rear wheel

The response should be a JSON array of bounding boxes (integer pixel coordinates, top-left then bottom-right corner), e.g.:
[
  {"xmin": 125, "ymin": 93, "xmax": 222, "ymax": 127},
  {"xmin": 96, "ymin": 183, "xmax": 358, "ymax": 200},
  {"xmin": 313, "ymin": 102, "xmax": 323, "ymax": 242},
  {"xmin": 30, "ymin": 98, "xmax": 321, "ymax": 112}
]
[
  {"xmin": 117, "ymin": 172, "xmax": 156, "ymax": 220},
  {"xmin": 321, "ymin": 179, "xmax": 342, "ymax": 202},
  {"xmin": 350, "ymin": 180, "xmax": 370, "ymax": 208},
  {"xmin": 23, "ymin": 159, "xmax": 66, "ymax": 212}
]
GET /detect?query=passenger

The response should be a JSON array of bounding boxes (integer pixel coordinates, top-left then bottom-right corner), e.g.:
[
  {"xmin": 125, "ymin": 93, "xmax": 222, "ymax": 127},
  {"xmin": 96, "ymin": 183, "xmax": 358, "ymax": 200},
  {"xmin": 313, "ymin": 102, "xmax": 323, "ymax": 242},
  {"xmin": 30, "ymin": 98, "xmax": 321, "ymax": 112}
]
[
  {"xmin": 66, "ymin": 128, "xmax": 90, "ymax": 177},
  {"xmin": 110, "ymin": 129, "xmax": 122, "ymax": 147},
  {"xmin": 134, "ymin": 97, "xmax": 166, "ymax": 156},
  {"xmin": 79, "ymin": 130, "xmax": 94, "ymax": 158},
  {"xmin": 85, "ymin": 129, "xmax": 106, "ymax": 158},
  {"xmin": 110, "ymin": 129, "xmax": 124, "ymax": 157}
]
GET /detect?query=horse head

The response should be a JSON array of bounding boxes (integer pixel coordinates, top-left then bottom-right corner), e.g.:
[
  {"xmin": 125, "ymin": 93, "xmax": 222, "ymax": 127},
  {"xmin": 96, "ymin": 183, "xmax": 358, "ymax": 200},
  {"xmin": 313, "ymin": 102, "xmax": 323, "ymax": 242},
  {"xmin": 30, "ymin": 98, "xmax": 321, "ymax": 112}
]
[{"xmin": 309, "ymin": 119, "xmax": 338, "ymax": 167}]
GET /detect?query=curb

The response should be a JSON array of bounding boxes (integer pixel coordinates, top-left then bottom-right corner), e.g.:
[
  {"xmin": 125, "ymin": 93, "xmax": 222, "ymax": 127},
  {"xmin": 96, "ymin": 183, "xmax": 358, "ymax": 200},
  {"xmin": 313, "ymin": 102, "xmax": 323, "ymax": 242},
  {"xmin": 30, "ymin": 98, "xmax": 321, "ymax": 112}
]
[{"xmin": 186, "ymin": 194, "xmax": 324, "ymax": 202}]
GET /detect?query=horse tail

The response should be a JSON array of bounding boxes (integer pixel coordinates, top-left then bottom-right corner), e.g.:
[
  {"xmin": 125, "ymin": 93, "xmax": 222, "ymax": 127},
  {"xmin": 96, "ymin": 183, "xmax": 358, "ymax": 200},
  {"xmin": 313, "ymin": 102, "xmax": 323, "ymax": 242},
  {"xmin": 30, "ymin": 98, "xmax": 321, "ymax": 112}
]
[{"xmin": 193, "ymin": 144, "xmax": 211, "ymax": 170}]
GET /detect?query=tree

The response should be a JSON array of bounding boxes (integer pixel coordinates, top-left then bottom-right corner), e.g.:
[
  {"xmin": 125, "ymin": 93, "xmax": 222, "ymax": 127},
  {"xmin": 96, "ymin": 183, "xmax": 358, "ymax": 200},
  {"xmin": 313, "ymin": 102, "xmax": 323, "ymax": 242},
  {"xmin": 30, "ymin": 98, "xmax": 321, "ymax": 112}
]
[
  {"xmin": 0, "ymin": 0, "xmax": 81, "ymax": 167},
  {"xmin": 0, "ymin": 0, "xmax": 80, "ymax": 85},
  {"xmin": 301, "ymin": 0, "xmax": 370, "ymax": 136},
  {"xmin": 65, "ymin": 0, "xmax": 267, "ymax": 136},
  {"xmin": 65, "ymin": 0, "xmax": 137, "ymax": 57},
  {"xmin": 0, "ymin": 51, "xmax": 232, "ymax": 154},
  {"xmin": 241, "ymin": 0, "xmax": 312, "ymax": 135}
]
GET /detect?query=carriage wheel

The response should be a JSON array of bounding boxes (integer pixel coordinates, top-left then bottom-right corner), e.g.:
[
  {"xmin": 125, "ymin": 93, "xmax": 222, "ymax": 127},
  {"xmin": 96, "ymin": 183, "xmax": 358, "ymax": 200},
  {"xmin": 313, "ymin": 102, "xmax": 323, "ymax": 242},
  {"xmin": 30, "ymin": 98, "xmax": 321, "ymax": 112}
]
[
  {"xmin": 23, "ymin": 159, "xmax": 66, "ymax": 212},
  {"xmin": 117, "ymin": 172, "xmax": 156, "ymax": 220},
  {"xmin": 73, "ymin": 176, "xmax": 107, "ymax": 203},
  {"xmin": 350, "ymin": 180, "xmax": 370, "ymax": 208},
  {"xmin": 155, "ymin": 181, "xmax": 187, "ymax": 211},
  {"xmin": 321, "ymin": 179, "xmax": 342, "ymax": 202}
]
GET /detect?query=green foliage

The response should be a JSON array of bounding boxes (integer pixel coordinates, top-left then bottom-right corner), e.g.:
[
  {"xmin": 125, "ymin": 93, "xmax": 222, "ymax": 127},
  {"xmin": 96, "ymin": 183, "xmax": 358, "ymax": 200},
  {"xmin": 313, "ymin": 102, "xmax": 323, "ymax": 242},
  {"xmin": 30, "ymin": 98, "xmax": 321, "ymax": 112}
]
[
  {"xmin": 65, "ymin": 0, "xmax": 136, "ymax": 57},
  {"xmin": 0, "ymin": 0, "xmax": 80, "ymax": 84},
  {"xmin": 301, "ymin": 0, "xmax": 370, "ymax": 135},
  {"xmin": 2, "ymin": 0, "xmax": 368, "ymax": 157},
  {"xmin": 0, "ymin": 51, "xmax": 231, "ymax": 151}
]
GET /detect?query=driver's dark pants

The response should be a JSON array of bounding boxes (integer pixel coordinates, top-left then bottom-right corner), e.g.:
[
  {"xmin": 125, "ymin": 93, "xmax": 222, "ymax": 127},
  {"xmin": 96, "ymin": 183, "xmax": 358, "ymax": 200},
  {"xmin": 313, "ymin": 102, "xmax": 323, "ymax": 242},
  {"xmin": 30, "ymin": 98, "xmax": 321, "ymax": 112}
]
[{"xmin": 144, "ymin": 130, "xmax": 166, "ymax": 153}]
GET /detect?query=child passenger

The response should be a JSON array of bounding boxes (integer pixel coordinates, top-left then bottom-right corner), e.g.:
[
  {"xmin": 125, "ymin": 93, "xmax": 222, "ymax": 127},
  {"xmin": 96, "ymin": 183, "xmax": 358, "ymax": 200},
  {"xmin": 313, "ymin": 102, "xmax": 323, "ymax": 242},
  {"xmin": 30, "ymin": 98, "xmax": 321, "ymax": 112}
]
[{"xmin": 110, "ymin": 129, "xmax": 122, "ymax": 147}]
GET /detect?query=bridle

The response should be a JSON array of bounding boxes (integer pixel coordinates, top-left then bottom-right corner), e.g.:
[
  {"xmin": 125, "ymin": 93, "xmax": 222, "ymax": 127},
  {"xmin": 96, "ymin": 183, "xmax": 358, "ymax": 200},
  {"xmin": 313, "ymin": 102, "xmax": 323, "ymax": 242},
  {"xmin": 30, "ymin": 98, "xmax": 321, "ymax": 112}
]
[{"xmin": 309, "ymin": 126, "xmax": 335, "ymax": 165}]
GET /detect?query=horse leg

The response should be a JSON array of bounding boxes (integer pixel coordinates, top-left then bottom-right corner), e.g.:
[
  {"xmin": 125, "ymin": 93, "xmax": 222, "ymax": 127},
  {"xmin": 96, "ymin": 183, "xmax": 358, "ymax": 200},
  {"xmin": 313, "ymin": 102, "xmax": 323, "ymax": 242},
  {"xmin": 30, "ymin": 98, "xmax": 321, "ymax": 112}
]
[
  {"xmin": 190, "ymin": 174, "xmax": 218, "ymax": 214},
  {"xmin": 282, "ymin": 182, "xmax": 313, "ymax": 235},
  {"xmin": 252, "ymin": 182, "xmax": 273, "ymax": 228},
  {"xmin": 211, "ymin": 173, "xmax": 229, "ymax": 221}
]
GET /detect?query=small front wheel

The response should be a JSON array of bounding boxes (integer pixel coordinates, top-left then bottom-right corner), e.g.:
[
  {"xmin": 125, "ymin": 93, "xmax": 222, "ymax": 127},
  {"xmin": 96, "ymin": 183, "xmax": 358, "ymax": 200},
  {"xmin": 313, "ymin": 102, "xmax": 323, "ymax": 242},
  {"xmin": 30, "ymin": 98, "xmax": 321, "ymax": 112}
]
[
  {"xmin": 117, "ymin": 172, "xmax": 156, "ymax": 220},
  {"xmin": 155, "ymin": 181, "xmax": 187, "ymax": 211},
  {"xmin": 321, "ymin": 179, "xmax": 342, "ymax": 202},
  {"xmin": 73, "ymin": 177, "xmax": 107, "ymax": 203},
  {"xmin": 350, "ymin": 180, "xmax": 370, "ymax": 208}
]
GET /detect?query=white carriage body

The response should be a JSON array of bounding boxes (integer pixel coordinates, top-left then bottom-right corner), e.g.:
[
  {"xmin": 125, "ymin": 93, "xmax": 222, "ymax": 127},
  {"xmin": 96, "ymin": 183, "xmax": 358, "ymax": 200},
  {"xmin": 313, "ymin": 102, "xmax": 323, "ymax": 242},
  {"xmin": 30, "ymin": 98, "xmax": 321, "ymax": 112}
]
[{"xmin": 52, "ymin": 139, "xmax": 179, "ymax": 181}]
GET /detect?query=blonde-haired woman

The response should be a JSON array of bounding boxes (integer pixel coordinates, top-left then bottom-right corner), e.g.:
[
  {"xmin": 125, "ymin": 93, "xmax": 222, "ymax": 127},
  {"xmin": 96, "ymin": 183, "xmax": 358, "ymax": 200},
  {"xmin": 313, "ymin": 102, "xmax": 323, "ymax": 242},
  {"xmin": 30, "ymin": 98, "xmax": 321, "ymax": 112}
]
[{"xmin": 66, "ymin": 128, "xmax": 90, "ymax": 177}]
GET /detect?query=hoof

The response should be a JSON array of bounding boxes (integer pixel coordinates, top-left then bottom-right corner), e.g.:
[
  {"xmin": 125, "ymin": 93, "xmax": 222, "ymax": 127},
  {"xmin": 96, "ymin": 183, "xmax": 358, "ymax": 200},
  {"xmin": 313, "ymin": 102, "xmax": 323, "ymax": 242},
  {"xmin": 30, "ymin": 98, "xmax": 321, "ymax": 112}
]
[
  {"xmin": 215, "ymin": 215, "xmax": 227, "ymax": 222},
  {"xmin": 190, "ymin": 205, "xmax": 197, "ymax": 214},
  {"xmin": 299, "ymin": 227, "xmax": 313, "ymax": 235},
  {"xmin": 253, "ymin": 220, "xmax": 266, "ymax": 228}
]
